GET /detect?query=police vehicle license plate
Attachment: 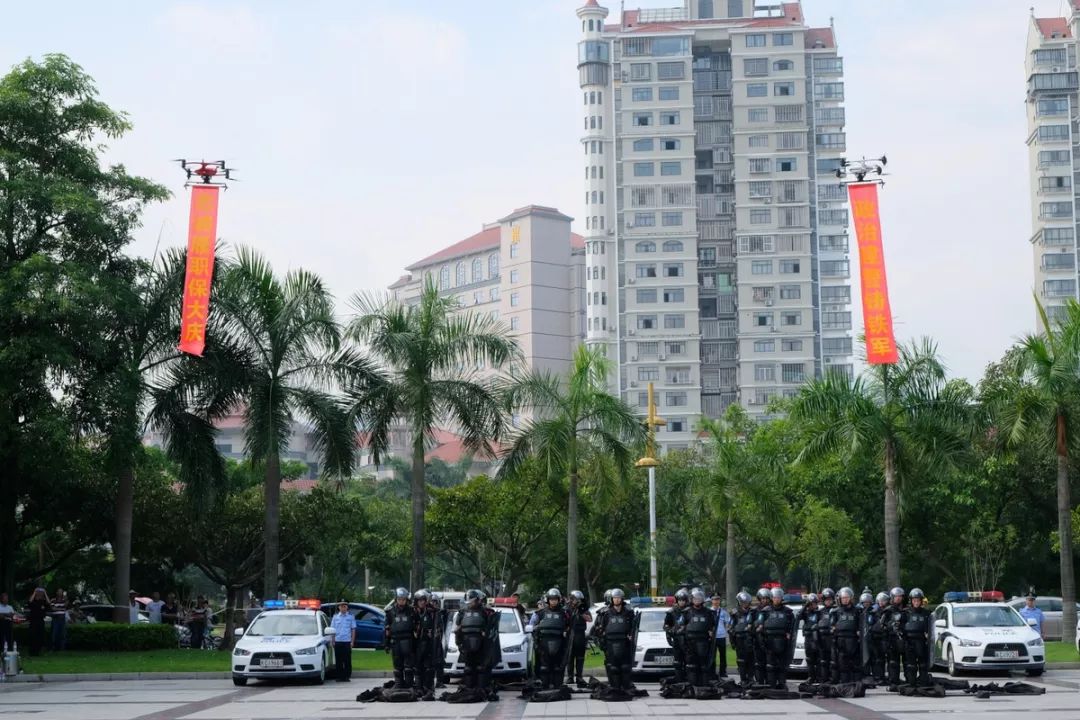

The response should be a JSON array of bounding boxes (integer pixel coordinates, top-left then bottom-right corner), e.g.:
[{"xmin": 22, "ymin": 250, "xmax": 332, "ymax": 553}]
[
  {"xmin": 994, "ymin": 651, "xmax": 1019, "ymax": 659},
  {"xmin": 656, "ymin": 655, "xmax": 674, "ymax": 665},
  {"xmin": 260, "ymin": 658, "xmax": 284, "ymax": 667}
]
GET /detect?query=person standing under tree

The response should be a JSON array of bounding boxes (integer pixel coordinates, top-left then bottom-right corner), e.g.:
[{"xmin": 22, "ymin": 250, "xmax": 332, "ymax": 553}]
[
  {"xmin": 0, "ymin": 592, "xmax": 15, "ymax": 650},
  {"xmin": 49, "ymin": 587, "xmax": 68, "ymax": 651},
  {"xmin": 331, "ymin": 601, "xmax": 355, "ymax": 682},
  {"xmin": 27, "ymin": 587, "xmax": 50, "ymax": 656},
  {"xmin": 711, "ymin": 593, "xmax": 730, "ymax": 679}
]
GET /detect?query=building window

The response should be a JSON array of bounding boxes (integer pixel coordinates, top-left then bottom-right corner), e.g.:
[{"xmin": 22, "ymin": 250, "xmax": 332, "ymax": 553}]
[
  {"xmin": 752, "ymin": 286, "xmax": 774, "ymax": 302},
  {"xmin": 637, "ymin": 315, "xmax": 657, "ymax": 329},
  {"xmin": 823, "ymin": 337, "xmax": 853, "ymax": 354},
  {"xmin": 749, "ymin": 158, "xmax": 771, "ymax": 173},
  {"xmin": 632, "ymin": 87, "xmax": 653, "ymax": 102},
  {"xmin": 754, "ymin": 364, "xmax": 776, "ymax": 381},
  {"xmin": 660, "ymin": 161, "xmax": 682, "ymax": 176},
  {"xmin": 636, "ymin": 288, "xmax": 658, "ymax": 303},
  {"xmin": 659, "ymin": 85, "xmax": 679, "ymax": 100},
  {"xmin": 657, "ymin": 62, "xmax": 685, "ymax": 80},
  {"xmin": 662, "ymin": 240, "xmax": 684, "ymax": 253},
  {"xmin": 754, "ymin": 340, "xmax": 775, "ymax": 352},
  {"xmin": 747, "ymin": 82, "xmax": 767, "ymax": 97},
  {"xmin": 773, "ymin": 59, "xmax": 794, "ymax": 71},
  {"xmin": 630, "ymin": 63, "xmax": 651, "ymax": 81},
  {"xmin": 750, "ymin": 209, "xmax": 771, "ymax": 225},
  {"xmin": 510, "ymin": 269, "xmax": 520, "ymax": 283},
  {"xmin": 634, "ymin": 215, "xmax": 656, "ymax": 229},
  {"xmin": 633, "ymin": 138, "xmax": 655, "ymax": 152},
  {"xmin": 774, "ymin": 81, "xmax": 795, "ymax": 96},
  {"xmin": 472, "ymin": 290, "xmax": 484, "ymax": 305},
  {"xmin": 755, "ymin": 312, "xmax": 773, "ymax": 327},
  {"xmin": 749, "ymin": 180, "xmax": 772, "ymax": 198},
  {"xmin": 510, "ymin": 316, "xmax": 520, "ymax": 330},
  {"xmin": 666, "ymin": 392, "xmax": 688, "ymax": 407},
  {"xmin": 509, "ymin": 244, "xmax": 519, "ymax": 258},
  {"xmin": 779, "ymin": 284, "xmax": 800, "ymax": 299},
  {"xmin": 636, "ymin": 264, "xmax": 657, "ymax": 278},
  {"xmin": 439, "ymin": 266, "xmax": 450, "ymax": 289},
  {"xmin": 454, "ymin": 262, "xmax": 466, "ymax": 286},
  {"xmin": 661, "ymin": 138, "xmax": 680, "ymax": 150},
  {"xmin": 663, "ymin": 288, "xmax": 685, "ymax": 303},
  {"xmin": 470, "ymin": 258, "xmax": 482, "ymax": 282},
  {"xmin": 745, "ymin": 34, "xmax": 766, "ymax": 48},
  {"xmin": 510, "ymin": 292, "xmax": 520, "ymax": 307},
  {"xmin": 744, "ymin": 58, "xmax": 768, "ymax": 75},
  {"xmin": 822, "ymin": 311, "xmax": 852, "ymax": 329},
  {"xmin": 665, "ymin": 341, "xmax": 685, "ymax": 355},
  {"xmin": 751, "ymin": 260, "xmax": 772, "ymax": 275},
  {"xmin": 821, "ymin": 260, "xmax": 850, "ymax": 276},
  {"xmin": 634, "ymin": 162, "xmax": 655, "ymax": 176},
  {"xmin": 633, "ymin": 112, "xmax": 653, "ymax": 126},
  {"xmin": 490, "ymin": 287, "xmax": 499, "ymax": 301},
  {"xmin": 638, "ymin": 366, "xmax": 660, "ymax": 381},
  {"xmin": 781, "ymin": 362, "xmax": 804, "ymax": 383},
  {"xmin": 773, "ymin": 32, "xmax": 793, "ymax": 46},
  {"xmin": 748, "ymin": 134, "xmax": 768, "ymax": 148},
  {"xmin": 748, "ymin": 108, "xmax": 768, "ymax": 122},
  {"xmin": 663, "ymin": 263, "xmax": 684, "ymax": 277},
  {"xmin": 782, "ymin": 340, "xmax": 803, "ymax": 353},
  {"xmin": 1044, "ymin": 228, "xmax": 1075, "ymax": 246},
  {"xmin": 776, "ymin": 157, "xmax": 796, "ymax": 172},
  {"xmin": 1040, "ymin": 150, "xmax": 1070, "ymax": 166},
  {"xmin": 780, "ymin": 259, "xmax": 800, "ymax": 274},
  {"xmin": 660, "ymin": 111, "xmax": 680, "ymax": 126}
]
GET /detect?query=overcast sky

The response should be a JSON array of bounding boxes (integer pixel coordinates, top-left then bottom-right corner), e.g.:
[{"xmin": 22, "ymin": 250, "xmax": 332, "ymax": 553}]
[{"xmin": 0, "ymin": 1, "xmax": 1071, "ymax": 383}]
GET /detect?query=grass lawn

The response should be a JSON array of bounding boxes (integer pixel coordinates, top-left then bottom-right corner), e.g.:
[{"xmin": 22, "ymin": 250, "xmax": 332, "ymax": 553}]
[{"xmin": 1043, "ymin": 641, "xmax": 1077, "ymax": 664}]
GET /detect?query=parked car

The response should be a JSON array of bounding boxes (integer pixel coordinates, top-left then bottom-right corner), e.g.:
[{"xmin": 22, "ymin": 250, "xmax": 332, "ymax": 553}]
[
  {"xmin": 80, "ymin": 604, "xmax": 149, "ymax": 623},
  {"xmin": 231, "ymin": 608, "xmax": 335, "ymax": 686},
  {"xmin": 318, "ymin": 602, "xmax": 385, "ymax": 649},
  {"xmin": 933, "ymin": 601, "xmax": 1044, "ymax": 676},
  {"xmin": 444, "ymin": 607, "xmax": 531, "ymax": 680},
  {"xmin": 630, "ymin": 606, "xmax": 676, "ymax": 676},
  {"xmin": 1006, "ymin": 596, "xmax": 1080, "ymax": 641}
]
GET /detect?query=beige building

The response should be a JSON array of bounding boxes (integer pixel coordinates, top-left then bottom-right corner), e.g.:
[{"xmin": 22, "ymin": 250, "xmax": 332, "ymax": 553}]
[
  {"xmin": 1026, "ymin": 5, "xmax": 1080, "ymax": 327},
  {"xmin": 577, "ymin": 0, "xmax": 854, "ymax": 446}
]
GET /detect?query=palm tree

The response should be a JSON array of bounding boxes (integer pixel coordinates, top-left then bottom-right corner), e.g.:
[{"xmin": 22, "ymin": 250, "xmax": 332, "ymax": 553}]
[
  {"xmin": 994, "ymin": 298, "xmax": 1080, "ymax": 646},
  {"xmin": 347, "ymin": 279, "xmax": 517, "ymax": 591},
  {"xmin": 498, "ymin": 345, "xmax": 645, "ymax": 591},
  {"xmin": 789, "ymin": 338, "xmax": 971, "ymax": 587},
  {"xmin": 216, "ymin": 247, "xmax": 361, "ymax": 599}
]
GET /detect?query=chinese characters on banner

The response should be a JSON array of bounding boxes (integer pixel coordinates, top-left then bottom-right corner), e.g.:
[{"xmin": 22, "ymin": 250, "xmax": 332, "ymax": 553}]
[
  {"xmin": 848, "ymin": 182, "xmax": 898, "ymax": 364},
  {"xmin": 178, "ymin": 185, "xmax": 220, "ymax": 356}
]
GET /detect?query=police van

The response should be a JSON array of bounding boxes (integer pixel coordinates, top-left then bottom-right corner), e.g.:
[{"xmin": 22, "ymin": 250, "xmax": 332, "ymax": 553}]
[
  {"xmin": 231, "ymin": 599, "xmax": 336, "ymax": 686},
  {"xmin": 932, "ymin": 591, "xmax": 1045, "ymax": 677}
]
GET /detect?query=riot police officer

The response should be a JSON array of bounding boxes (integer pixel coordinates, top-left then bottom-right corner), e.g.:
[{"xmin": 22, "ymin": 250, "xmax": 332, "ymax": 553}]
[
  {"xmin": 797, "ymin": 593, "xmax": 822, "ymax": 683},
  {"xmin": 431, "ymin": 593, "xmax": 449, "ymax": 688},
  {"xmin": 761, "ymin": 587, "xmax": 795, "ymax": 689},
  {"xmin": 454, "ymin": 589, "xmax": 495, "ymax": 691},
  {"xmin": 867, "ymin": 592, "xmax": 890, "ymax": 684},
  {"xmin": 384, "ymin": 587, "xmax": 419, "ymax": 688},
  {"xmin": 663, "ymin": 588, "xmax": 691, "ymax": 683},
  {"xmin": 566, "ymin": 590, "xmax": 592, "ymax": 687},
  {"xmin": 528, "ymin": 588, "xmax": 571, "ymax": 689},
  {"xmin": 815, "ymin": 588, "xmax": 837, "ymax": 684},
  {"xmin": 594, "ymin": 588, "xmax": 637, "ymax": 692},
  {"xmin": 729, "ymin": 591, "xmax": 756, "ymax": 686},
  {"xmin": 831, "ymin": 587, "xmax": 864, "ymax": 684},
  {"xmin": 681, "ymin": 588, "xmax": 717, "ymax": 686},
  {"xmin": 860, "ymin": 589, "xmax": 874, "ymax": 612},
  {"xmin": 900, "ymin": 588, "xmax": 932, "ymax": 686},
  {"xmin": 881, "ymin": 586, "xmax": 906, "ymax": 687},
  {"xmin": 413, "ymin": 590, "xmax": 441, "ymax": 697},
  {"xmin": 752, "ymin": 588, "xmax": 771, "ymax": 685}
]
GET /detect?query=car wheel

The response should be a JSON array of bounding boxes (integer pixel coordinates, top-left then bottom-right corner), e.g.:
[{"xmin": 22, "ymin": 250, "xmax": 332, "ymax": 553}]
[
  {"xmin": 232, "ymin": 675, "xmax": 248, "ymax": 687},
  {"xmin": 1026, "ymin": 668, "xmax": 1044, "ymax": 677},
  {"xmin": 947, "ymin": 647, "xmax": 960, "ymax": 677},
  {"xmin": 314, "ymin": 662, "xmax": 326, "ymax": 685}
]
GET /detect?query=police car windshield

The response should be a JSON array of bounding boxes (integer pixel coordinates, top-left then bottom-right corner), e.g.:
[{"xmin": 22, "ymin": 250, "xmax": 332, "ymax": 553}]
[
  {"xmin": 247, "ymin": 614, "xmax": 318, "ymax": 636},
  {"xmin": 953, "ymin": 606, "xmax": 1024, "ymax": 628},
  {"xmin": 498, "ymin": 611, "xmax": 519, "ymax": 634},
  {"xmin": 638, "ymin": 612, "xmax": 666, "ymax": 632}
]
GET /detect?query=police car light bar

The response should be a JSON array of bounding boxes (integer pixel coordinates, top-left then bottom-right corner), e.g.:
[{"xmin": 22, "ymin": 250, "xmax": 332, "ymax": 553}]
[
  {"xmin": 942, "ymin": 590, "xmax": 1004, "ymax": 603},
  {"xmin": 297, "ymin": 599, "xmax": 321, "ymax": 609},
  {"xmin": 493, "ymin": 597, "xmax": 518, "ymax": 607},
  {"xmin": 263, "ymin": 600, "xmax": 285, "ymax": 608}
]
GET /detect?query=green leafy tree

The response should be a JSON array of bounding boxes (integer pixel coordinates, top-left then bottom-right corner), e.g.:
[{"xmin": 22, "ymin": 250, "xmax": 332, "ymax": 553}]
[
  {"xmin": 789, "ymin": 339, "xmax": 971, "ymax": 587},
  {"xmin": 216, "ymin": 247, "xmax": 361, "ymax": 599},
  {"xmin": 499, "ymin": 345, "xmax": 645, "ymax": 591},
  {"xmin": 347, "ymin": 279, "xmax": 517, "ymax": 590}
]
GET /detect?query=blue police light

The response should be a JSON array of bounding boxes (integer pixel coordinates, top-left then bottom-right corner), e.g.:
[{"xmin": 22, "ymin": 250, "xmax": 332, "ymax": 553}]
[
  {"xmin": 263, "ymin": 599, "xmax": 285, "ymax": 608},
  {"xmin": 782, "ymin": 593, "xmax": 805, "ymax": 604},
  {"xmin": 628, "ymin": 597, "xmax": 653, "ymax": 607}
]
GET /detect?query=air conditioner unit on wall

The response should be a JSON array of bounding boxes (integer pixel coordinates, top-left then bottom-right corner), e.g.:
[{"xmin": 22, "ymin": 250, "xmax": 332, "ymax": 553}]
[{"xmin": 630, "ymin": 381, "xmax": 638, "ymax": 387}]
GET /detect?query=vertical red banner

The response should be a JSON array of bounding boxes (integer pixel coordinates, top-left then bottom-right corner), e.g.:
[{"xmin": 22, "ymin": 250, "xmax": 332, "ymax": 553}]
[
  {"xmin": 848, "ymin": 182, "xmax": 898, "ymax": 365},
  {"xmin": 178, "ymin": 185, "xmax": 220, "ymax": 356}
]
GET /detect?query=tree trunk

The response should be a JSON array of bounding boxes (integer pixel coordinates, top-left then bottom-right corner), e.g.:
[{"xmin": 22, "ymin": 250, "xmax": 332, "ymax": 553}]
[
  {"xmin": 0, "ymin": 473, "xmax": 17, "ymax": 597},
  {"xmin": 113, "ymin": 462, "xmax": 135, "ymax": 623},
  {"xmin": 567, "ymin": 470, "xmax": 579, "ymax": 592},
  {"xmin": 410, "ymin": 438, "xmax": 426, "ymax": 591},
  {"xmin": 725, "ymin": 511, "xmax": 737, "ymax": 607},
  {"xmin": 883, "ymin": 438, "xmax": 901, "ymax": 588},
  {"xmin": 223, "ymin": 586, "xmax": 239, "ymax": 651},
  {"xmin": 1056, "ymin": 412, "xmax": 1077, "ymax": 647},
  {"xmin": 262, "ymin": 452, "xmax": 282, "ymax": 601}
]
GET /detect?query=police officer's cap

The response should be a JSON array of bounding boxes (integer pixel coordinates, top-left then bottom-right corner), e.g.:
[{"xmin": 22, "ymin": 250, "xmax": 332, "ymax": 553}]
[
  {"xmin": 769, "ymin": 587, "xmax": 784, "ymax": 599},
  {"xmin": 909, "ymin": 588, "xmax": 925, "ymax": 599},
  {"xmin": 1025, "ymin": 590, "xmax": 1037, "ymax": 599},
  {"xmin": 736, "ymin": 591, "xmax": 752, "ymax": 604}
]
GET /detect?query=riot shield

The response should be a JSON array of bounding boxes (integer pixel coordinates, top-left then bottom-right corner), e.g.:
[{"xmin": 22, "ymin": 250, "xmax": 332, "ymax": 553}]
[
  {"xmin": 486, "ymin": 610, "xmax": 502, "ymax": 670},
  {"xmin": 783, "ymin": 609, "xmax": 798, "ymax": 669},
  {"xmin": 923, "ymin": 611, "xmax": 935, "ymax": 669},
  {"xmin": 859, "ymin": 607, "xmax": 871, "ymax": 669}
]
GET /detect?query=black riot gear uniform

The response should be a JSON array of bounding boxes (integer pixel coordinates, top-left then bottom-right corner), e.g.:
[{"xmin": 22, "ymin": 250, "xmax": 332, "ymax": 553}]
[
  {"xmin": 797, "ymin": 604, "xmax": 823, "ymax": 683},
  {"xmin": 761, "ymin": 602, "xmax": 795, "ymax": 688},
  {"xmin": 752, "ymin": 603, "xmax": 769, "ymax": 684},
  {"xmin": 415, "ymin": 602, "xmax": 442, "ymax": 693},
  {"xmin": 680, "ymin": 603, "xmax": 717, "ymax": 686},
  {"xmin": 565, "ymin": 593, "xmax": 591, "ymax": 686},
  {"xmin": 815, "ymin": 598, "xmax": 837, "ymax": 684},
  {"xmin": 531, "ymin": 604, "xmax": 571, "ymax": 689},
  {"xmin": 730, "ymin": 603, "xmax": 757, "ymax": 686},
  {"xmin": 866, "ymin": 602, "xmax": 889, "ymax": 683},
  {"xmin": 831, "ymin": 602, "xmax": 864, "ymax": 683},
  {"xmin": 596, "ymin": 601, "xmax": 637, "ymax": 691},
  {"xmin": 385, "ymin": 601, "xmax": 420, "ymax": 688},
  {"xmin": 663, "ymin": 597, "xmax": 689, "ymax": 683},
  {"xmin": 881, "ymin": 600, "xmax": 906, "ymax": 686},
  {"xmin": 454, "ymin": 600, "xmax": 494, "ymax": 691},
  {"xmin": 900, "ymin": 601, "xmax": 933, "ymax": 686}
]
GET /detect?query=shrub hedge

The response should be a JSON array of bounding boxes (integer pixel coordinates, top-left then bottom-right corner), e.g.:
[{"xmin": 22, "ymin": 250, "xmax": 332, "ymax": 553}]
[{"xmin": 12, "ymin": 622, "xmax": 176, "ymax": 651}]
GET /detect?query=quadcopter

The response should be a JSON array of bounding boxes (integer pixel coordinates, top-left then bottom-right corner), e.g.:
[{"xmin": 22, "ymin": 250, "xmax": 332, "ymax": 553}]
[
  {"xmin": 835, "ymin": 155, "xmax": 888, "ymax": 184},
  {"xmin": 174, "ymin": 159, "xmax": 237, "ymax": 188}
]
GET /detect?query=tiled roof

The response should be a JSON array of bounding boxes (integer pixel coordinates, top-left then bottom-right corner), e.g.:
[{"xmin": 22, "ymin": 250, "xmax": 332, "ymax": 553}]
[
  {"xmin": 1036, "ymin": 17, "xmax": 1072, "ymax": 39},
  {"xmin": 805, "ymin": 27, "xmax": 835, "ymax": 49},
  {"xmin": 406, "ymin": 228, "xmax": 584, "ymax": 271},
  {"xmin": 388, "ymin": 274, "xmax": 412, "ymax": 289}
]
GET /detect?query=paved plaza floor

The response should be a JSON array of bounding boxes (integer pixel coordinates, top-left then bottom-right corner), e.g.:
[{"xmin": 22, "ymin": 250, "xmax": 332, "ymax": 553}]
[{"xmin": 0, "ymin": 672, "xmax": 1077, "ymax": 720}]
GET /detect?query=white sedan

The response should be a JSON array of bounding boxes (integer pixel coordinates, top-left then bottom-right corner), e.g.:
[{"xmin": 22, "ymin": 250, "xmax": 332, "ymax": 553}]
[
  {"xmin": 231, "ymin": 609, "xmax": 336, "ymax": 686},
  {"xmin": 444, "ymin": 607, "xmax": 532, "ymax": 680},
  {"xmin": 632, "ymin": 607, "xmax": 677, "ymax": 675},
  {"xmin": 932, "ymin": 602, "xmax": 1045, "ymax": 676}
]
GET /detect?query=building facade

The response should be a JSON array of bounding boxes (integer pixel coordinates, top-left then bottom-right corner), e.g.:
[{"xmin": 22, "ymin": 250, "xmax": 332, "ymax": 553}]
[
  {"xmin": 1026, "ymin": 5, "xmax": 1080, "ymax": 327},
  {"xmin": 577, "ymin": 0, "xmax": 853, "ymax": 447}
]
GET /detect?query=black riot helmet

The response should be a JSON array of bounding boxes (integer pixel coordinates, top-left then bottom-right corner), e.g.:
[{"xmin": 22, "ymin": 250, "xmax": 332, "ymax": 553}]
[
  {"xmin": 736, "ymin": 591, "xmax": 752, "ymax": 607},
  {"xmin": 675, "ymin": 588, "xmax": 690, "ymax": 605},
  {"xmin": 465, "ymin": 589, "xmax": 483, "ymax": 608}
]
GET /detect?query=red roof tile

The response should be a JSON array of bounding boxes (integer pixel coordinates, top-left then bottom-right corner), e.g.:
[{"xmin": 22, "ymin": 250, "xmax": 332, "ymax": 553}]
[
  {"xmin": 1036, "ymin": 17, "xmax": 1072, "ymax": 39},
  {"xmin": 388, "ymin": 274, "xmax": 412, "ymax": 289},
  {"xmin": 283, "ymin": 478, "xmax": 319, "ymax": 493},
  {"xmin": 805, "ymin": 27, "xmax": 835, "ymax": 49}
]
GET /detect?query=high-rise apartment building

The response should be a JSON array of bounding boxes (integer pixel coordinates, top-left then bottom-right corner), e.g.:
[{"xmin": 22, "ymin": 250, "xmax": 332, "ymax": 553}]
[
  {"xmin": 577, "ymin": 0, "xmax": 853, "ymax": 447},
  {"xmin": 1026, "ymin": 5, "xmax": 1080, "ymax": 327}
]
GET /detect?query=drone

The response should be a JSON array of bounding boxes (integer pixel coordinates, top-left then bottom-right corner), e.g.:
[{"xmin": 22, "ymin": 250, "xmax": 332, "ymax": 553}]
[
  {"xmin": 835, "ymin": 154, "xmax": 888, "ymax": 184},
  {"xmin": 174, "ymin": 159, "xmax": 237, "ymax": 188}
]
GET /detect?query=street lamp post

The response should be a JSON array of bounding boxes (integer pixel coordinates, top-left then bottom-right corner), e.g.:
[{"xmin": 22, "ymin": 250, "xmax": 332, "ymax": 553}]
[{"xmin": 635, "ymin": 382, "xmax": 665, "ymax": 597}]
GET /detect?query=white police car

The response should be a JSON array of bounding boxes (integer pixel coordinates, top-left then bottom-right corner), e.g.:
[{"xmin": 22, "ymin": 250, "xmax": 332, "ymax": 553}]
[
  {"xmin": 231, "ymin": 601, "xmax": 336, "ymax": 686},
  {"xmin": 932, "ymin": 592, "xmax": 1045, "ymax": 677},
  {"xmin": 631, "ymin": 605, "xmax": 676, "ymax": 675},
  {"xmin": 444, "ymin": 606, "xmax": 532, "ymax": 680}
]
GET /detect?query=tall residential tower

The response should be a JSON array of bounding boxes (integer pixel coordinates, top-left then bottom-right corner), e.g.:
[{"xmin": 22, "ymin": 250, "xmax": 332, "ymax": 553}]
[{"xmin": 578, "ymin": 0, "xmax": 853, "ymax": 448}]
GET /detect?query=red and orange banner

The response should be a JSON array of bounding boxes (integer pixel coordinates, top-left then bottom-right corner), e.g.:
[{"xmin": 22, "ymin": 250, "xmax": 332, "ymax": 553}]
[
  {"xmin": 848, "ymin": 182, "xmax": 898, "ymax": 365},
  {"xmin": 178, "ymin": 185, "xmax": 220, "ymax": 356}
]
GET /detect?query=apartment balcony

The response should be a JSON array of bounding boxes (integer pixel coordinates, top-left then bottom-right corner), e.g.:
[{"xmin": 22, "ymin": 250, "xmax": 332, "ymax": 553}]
[{"xmin": 1028, "ymin": 72, "xmax": 1080, "ymax": 97}]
